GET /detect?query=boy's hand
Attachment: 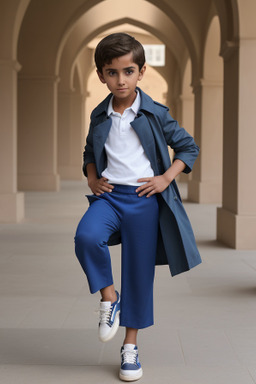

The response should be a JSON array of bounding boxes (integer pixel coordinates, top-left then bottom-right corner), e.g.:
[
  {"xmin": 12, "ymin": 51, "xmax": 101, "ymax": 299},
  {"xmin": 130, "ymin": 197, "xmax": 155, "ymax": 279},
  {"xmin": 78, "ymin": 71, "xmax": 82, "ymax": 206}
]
[
  {"xmin": 88, "ymin": 177, "xmax": 114, "ymax": 196},
  {"xmin": 136, "ymin": 175, "xmax": 170, "ymax": 197}
]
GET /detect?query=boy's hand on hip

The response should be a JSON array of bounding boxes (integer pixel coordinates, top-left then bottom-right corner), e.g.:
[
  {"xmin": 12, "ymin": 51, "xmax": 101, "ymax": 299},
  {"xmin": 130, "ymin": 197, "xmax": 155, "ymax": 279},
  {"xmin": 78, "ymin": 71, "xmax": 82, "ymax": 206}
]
[
  {"xmin": 88, "ymin": 177, "xmax": 114, "ymax": 196},
  {"xmin": 136, "ymin": 175, "xmax": 170, "ymax": 197}
]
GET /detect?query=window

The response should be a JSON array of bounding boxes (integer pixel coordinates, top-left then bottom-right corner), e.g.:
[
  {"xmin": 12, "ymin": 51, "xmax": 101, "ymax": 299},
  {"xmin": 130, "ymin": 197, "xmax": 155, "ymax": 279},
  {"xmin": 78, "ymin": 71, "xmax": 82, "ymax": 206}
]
[{"xmin": 143, "ymin": 45, "xmax": 165, "ymax": 67}]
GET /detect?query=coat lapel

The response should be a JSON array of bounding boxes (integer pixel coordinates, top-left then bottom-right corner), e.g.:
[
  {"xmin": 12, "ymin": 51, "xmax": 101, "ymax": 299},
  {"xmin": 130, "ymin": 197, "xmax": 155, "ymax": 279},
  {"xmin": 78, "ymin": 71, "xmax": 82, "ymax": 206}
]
[
  {"xmin": 93, "ymin": 117, "xmax": 112, "ymax": 173},
  {"xmin": 131, "ymin": 113, "xmax": 159, "ymax": 175}
]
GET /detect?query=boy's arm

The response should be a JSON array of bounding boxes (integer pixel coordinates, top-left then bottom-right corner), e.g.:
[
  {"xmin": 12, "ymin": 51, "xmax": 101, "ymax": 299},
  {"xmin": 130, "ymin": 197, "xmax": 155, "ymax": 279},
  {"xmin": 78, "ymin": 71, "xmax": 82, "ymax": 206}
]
[
  {"xmin": 83, "ymin": 120, "xmax": 97, "ymax": 177},
  {"xmin": 160, "ymin": 109, "xmax": 199, "ymax": 174},
  {"xmin": 136, "ymin": 159, "xmax": 185, "ymax": 197},
  {"xmin": 83, "ymin": 120, "xmax": 113, "ymax": 196},
  {"xmin": 86, "ymin": 163, "xmax": 113, "ymax": 196},
  {"xmin": 137, "ymin": 108, "xmax": 199, "ymax": 197}
]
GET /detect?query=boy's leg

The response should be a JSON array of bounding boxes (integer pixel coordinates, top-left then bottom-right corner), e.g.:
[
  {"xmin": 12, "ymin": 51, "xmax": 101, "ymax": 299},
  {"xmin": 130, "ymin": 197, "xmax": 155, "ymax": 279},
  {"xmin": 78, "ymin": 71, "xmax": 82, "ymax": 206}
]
[
  {"xmin": 120, "ymin": 194, "xmax": 159, "ymax": 329},
  {"xmin": 100, "ymin": 285, "xmax": 117, "ymax": 303},
  {"xmin": 120, "ymin": 328, "xmax": 143, "ymax": 382},
  {"xmin": 75, "ymin": 197, "xmax": 121, "ymax": 342},
  {"xmin": 124, "ymin": 327, "xmax": 138, "ymax": 345},
  {"xmin": 75, "ymin": 197, "xmax": 120, "ymax": 294}
]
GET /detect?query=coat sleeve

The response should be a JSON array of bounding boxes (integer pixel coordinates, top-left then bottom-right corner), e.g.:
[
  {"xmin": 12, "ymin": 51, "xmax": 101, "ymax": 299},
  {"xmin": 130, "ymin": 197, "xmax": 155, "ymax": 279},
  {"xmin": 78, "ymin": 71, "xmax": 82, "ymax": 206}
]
[
  {"xmin": 160, "ymin": 108, "xmax": 200, "ymax": 174},
  {"xmin": 83, "ymin": 120, "xmax": 96, "ymax": 177}
]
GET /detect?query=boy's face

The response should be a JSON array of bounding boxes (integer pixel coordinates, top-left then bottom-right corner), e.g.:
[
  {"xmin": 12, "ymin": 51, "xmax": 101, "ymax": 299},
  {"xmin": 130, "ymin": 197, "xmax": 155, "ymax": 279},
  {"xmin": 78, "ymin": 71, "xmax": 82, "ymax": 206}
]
[{"xmin": 97, "ymin": 52, "xmax": 146, "ymax": 104}]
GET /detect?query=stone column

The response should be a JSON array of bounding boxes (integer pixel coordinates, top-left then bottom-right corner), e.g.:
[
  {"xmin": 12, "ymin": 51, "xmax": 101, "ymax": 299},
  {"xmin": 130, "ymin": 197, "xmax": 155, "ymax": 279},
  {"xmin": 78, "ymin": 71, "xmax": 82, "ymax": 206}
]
[
  {"xmin": 18, "ymin": 75, "xmax": 60, "ymax": 191},
  {"xmin": 58, "ymin": 92, "xmax": 85, "ymax": 180},
  {"xmin": 188, "ymin": 79, "xmax": 223, "ymax": 203},
  {"xmin": 217, "ymin": 40, "xmax": 256, "ymax": 249},
  {"xmin": 0, "ymin": 60, "xmax": 24, "ymax": 222},
  {"xmin": 179, "ymin": 93, "xmax": 194, "ymax": 182},
  {"xmin": 180, "ymin": 93, "xmax": 194, "ymax": 137}
]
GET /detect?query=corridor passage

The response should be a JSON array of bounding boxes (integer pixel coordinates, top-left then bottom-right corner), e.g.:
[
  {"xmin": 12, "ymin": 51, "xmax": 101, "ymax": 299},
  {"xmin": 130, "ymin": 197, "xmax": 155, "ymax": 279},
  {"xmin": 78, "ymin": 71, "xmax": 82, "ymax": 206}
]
[{"xmin": 0, "ymin": 181, "xmax": 256, "ymax": 384}]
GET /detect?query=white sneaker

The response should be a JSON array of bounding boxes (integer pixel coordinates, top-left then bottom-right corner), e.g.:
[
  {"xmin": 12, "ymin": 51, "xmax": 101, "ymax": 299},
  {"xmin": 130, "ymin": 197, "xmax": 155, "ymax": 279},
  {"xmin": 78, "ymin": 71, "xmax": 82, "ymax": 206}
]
[
  {"xmin": 119, "ymin": 344, "xmax": 143, "ymax": 382},
  {"xmin": 98, "ymin": 291, "xmax": 120, "ymax": 342}
]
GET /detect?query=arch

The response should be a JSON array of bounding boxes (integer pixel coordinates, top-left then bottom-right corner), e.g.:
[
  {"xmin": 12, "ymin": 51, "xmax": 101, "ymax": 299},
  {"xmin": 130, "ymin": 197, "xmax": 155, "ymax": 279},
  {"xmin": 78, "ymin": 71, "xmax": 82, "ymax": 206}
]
[
  {"xmin": 0, "ymin": 0, "xmax": 31, "ymax": 223},
  {"xmin": 146, "ymin": 0, "xmax": 200, "ymax": 80},
  {"xmin": 71, "ymin": 62, "xmax": 84, "ymax": 94},
  {"xmin": 0, "ymin": 0, "xmax": 30, "ymax": 59},
  {"xmin": 213, "ymin": 0, "xmax": 239, "ymax": 57},
  {"xmin": 56, "ymin": 0, "xmax": 190, "ymax": 78},
  {"xmin": 203, "ymin": 16, "xmax": 223, "ymax": 81},
  {"xmin": 61, "ymin": 16, "xmax": 184, "ymax": 94},
  {"xmin": 56, "ymin": 0, "xmax": 189, "ymax": 93},
  {"xmin": 181, "ymin": 58, "xmax": 194, "ymax": 137},
  {"xmin": 188, "ymin": 13, "xmax": 224, "ymax": 204},
  {"xmin": 182, "ymin": 59, "xmax": 192, "ymax": 97},
  {"xmin": 59, "ymin": 16, "xmax": 185, "ymax": 77}
]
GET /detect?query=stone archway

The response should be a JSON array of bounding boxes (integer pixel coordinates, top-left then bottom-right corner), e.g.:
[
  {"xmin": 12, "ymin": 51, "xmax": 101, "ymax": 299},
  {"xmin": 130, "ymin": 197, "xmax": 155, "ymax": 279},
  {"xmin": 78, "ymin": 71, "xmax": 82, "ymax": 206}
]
[
  {"xmin": 17, "ymin": 0, "xmax": 189, "ymax": 192},
  {"xmin": 188, "ymin": 15, "xmax": 223, "ymax": 203}
]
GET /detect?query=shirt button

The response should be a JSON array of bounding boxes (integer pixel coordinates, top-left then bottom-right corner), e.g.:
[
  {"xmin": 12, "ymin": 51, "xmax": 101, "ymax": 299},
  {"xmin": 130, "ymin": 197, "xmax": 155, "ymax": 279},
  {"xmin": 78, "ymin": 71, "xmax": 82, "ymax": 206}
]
[{"xmin": 174, "ymin": 196, "xmax": 178, "ymax": 201}]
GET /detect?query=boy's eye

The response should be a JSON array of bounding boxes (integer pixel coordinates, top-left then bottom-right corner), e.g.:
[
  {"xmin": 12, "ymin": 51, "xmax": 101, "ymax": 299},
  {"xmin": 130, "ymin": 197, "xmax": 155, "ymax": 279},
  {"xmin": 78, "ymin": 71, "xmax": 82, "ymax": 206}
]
[
  {"xmin": 126, "ymin": 70, "xmax": 134, "ymax": 75},
  {"xmin": 108, "ymin": 71, "xmax": 116, "ymax": 76}
]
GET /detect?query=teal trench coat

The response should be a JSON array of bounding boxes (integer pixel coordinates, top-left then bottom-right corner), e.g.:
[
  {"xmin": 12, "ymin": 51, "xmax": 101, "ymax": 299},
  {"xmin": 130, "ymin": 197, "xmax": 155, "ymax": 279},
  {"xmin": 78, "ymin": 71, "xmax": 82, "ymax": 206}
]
[{"xmin": 83, "ymin": 88, "xmax": 202, "ymax": 276}]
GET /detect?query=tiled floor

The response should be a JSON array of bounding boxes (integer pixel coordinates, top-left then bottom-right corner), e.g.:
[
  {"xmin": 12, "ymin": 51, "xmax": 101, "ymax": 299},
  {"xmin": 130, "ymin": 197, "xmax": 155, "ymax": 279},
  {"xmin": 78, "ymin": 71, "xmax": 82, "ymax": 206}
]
[{"xmin": 1, "ymin": 181, "xmax": 256, "ymax": 383}]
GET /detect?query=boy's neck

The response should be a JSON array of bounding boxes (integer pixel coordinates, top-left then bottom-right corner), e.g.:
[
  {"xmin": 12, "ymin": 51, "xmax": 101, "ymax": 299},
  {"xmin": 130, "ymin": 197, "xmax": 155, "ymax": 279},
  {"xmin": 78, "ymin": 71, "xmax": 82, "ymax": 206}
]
[{"xmin": 112, "ymin": 91, "xmax": 137, "ymax": 114}]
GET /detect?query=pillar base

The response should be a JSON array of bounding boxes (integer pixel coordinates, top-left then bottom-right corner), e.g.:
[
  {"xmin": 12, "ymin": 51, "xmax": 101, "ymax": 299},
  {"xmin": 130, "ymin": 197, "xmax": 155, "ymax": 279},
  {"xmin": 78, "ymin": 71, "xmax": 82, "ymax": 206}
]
[
  {"xmin": 58, "ymin": 166, "xmax": 83, "ymax": 180},
  {"xmin": 188, "ymin": 179, "xmax": 222, "ymax": 203},
  {"xmin": 217, "ymin": 207, "xmax": 256, "ymax": 249},
  {"xmin": 18, "ymin": 173, "xmax": 60, "ymax": 191},
  {"xmin": 0, "ymin": 192, "xmax": 24, "ymax": 222}
]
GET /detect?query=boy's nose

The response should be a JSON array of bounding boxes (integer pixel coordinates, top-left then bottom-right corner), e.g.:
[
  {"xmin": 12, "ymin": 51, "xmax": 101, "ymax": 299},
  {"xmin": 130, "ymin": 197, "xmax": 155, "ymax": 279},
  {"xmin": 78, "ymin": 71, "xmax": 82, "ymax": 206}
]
[{"xmin": 118, "ymin": 75, "xmax": 125, "ymax": 85}]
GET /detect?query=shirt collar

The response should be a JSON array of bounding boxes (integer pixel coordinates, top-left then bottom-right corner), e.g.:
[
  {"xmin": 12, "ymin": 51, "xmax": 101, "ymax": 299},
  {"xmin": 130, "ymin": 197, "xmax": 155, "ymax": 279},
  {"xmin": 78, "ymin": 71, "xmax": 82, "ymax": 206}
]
[{"xmin": 107, "ymin": 91, "xmax": 141, "ymax": 116}]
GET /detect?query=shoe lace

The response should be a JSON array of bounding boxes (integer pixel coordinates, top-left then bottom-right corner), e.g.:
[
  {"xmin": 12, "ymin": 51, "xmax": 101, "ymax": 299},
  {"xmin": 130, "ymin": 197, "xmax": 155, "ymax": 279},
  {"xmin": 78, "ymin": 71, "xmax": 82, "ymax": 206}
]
[
  {"xmin": 121, "ymin": 349, "xmax": 137, "ymax": 365},
  {"xmin": 99, "ymin": 306, "xmax": 112, "ymax": 324}
]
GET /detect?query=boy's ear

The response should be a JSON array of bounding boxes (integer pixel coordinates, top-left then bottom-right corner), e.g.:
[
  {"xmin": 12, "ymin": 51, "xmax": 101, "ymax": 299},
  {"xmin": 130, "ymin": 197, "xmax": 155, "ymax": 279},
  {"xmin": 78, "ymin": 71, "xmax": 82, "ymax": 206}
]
[
  {"xmin": 138, "ymin": 65, "xmax": 146, "ymax": 81},
  {"xmin": 97, "ymin": 70, "xmax": 106, "ymax": 84}
]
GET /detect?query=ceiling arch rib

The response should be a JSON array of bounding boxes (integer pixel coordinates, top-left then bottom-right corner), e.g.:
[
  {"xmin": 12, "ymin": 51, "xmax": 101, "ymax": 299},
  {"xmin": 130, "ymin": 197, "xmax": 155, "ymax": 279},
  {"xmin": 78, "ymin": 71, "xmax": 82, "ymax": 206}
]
[
  {"xmin": 58, "ymin": 0, "xmax": 188, "ymax": 92},
  {"xmin": 213, "ymin": 0, "xmax": 239, "ymax": 58},
  {"xmin": 71, "ymin": 28, "xmax": 175, "ymax": 95},
  {"xmin": 66, "ymin": 17, "xmax": 184, "ymax": 92},
  {"xmin": 145, "ymin": 0, "xmax": 203, "ymax": 76},
  {"xmin": 0, "ymin": 0, "xmax": 30, "ymax": 59},
  {"xmin": 18, "ymin": 0, "xmax": 102, "ymax": 75},
  {"xmin": 203, "ymin": 16, "xmax": 223, "ymax": 82}
]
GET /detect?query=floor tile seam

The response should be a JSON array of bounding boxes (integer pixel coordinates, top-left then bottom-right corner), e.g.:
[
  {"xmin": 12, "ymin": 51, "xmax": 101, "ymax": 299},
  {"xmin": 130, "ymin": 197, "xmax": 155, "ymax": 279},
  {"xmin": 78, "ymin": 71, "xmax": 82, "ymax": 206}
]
[
  {"xmin": 223, "ymin": 329, "xmax": 247, "ymax": 367},
  {"xmin": 176, "ymin": 329, "xmax": 187, "ymax": 365},
  {"xmin": 16, "ymin": 295, "xmax": 78, "ymax": 323},
  {"xmin": 247, "ymin": 367, "xmax": 256, "ymax": 384},
  {"xmin": 15, "ymin": 297, "xmax": 40, "ymax": 328},
  {"xmin": 59, "ymin": 296, "xmax": 82, "ymax": 329},
  {"xmin": 177, "ymin": 327, "xmax": 250, "ymax": 367},
  {"xmin": 242, "ymin": 259, "xmax": 256, "ymax": 273},
  {"xmin": 97, "ymin": 343, "xmax": 106, "ymax": 365}
]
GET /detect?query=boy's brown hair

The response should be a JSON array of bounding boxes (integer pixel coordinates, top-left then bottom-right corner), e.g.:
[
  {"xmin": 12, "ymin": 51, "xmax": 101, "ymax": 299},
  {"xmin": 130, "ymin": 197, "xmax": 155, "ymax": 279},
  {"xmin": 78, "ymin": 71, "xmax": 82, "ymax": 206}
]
[{"xmin": 94, "ymin": 33, "xmax": 145, "ymax": 73}]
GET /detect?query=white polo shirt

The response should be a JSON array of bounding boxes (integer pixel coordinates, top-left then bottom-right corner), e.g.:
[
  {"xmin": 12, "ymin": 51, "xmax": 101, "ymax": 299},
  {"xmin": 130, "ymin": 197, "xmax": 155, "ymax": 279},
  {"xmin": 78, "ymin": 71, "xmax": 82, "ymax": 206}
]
[{"xmin": 101, "ymin": 92, "xmax": 154, "ymax": 186}]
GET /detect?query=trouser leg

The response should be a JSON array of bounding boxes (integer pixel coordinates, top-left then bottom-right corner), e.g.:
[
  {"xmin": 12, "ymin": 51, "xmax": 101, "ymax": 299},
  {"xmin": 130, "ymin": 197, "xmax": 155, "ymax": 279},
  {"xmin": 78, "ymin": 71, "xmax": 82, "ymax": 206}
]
[
  {"xmin": 120, "ymin": 194, "xmax": 159, "ymax": 329},
  {"xmin": 74, "ymin": 198, "xmax": 120, "ymax": 294}
]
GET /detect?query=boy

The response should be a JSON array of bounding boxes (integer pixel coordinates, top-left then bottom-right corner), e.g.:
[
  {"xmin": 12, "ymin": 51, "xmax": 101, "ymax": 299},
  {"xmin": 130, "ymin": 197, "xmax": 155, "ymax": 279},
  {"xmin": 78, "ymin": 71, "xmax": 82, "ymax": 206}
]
[{"xmin": 75, "ymin": 33, "xmax": 201, "ymax": 382}]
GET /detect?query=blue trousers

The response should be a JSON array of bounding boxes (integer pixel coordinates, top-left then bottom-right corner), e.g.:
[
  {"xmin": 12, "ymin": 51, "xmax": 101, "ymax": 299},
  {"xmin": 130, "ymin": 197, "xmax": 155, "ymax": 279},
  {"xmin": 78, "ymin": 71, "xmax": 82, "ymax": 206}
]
[{"xmin": 74, "ymin": 184, "xmax": 159, "ymax": 329}]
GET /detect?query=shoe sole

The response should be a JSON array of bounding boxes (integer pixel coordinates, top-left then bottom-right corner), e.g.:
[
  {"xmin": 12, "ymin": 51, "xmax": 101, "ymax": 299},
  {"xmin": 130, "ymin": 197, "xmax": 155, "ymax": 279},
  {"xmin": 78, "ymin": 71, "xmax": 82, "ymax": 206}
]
[
  {"xmin": 119, "ymin": 368, "xmax": 143, "ymax": 382},
  {"xmin": 98, "ymin": 310, "xmax": 120, "ymax": 343}
]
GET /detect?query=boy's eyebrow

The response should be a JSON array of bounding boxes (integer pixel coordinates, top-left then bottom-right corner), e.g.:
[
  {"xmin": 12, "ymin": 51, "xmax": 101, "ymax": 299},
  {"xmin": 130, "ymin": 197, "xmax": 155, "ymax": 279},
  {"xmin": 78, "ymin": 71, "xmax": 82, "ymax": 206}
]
[{"xmin": 105, "ymin": 66, "xmax": 136, "ymax": 71}]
